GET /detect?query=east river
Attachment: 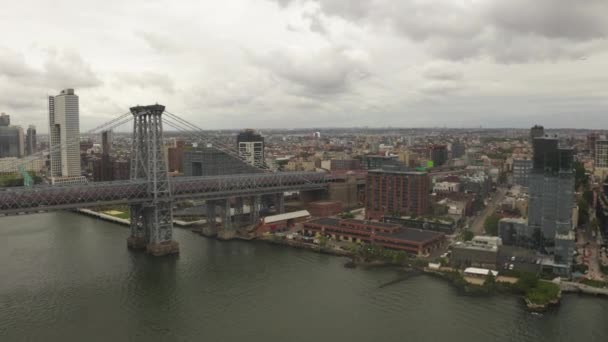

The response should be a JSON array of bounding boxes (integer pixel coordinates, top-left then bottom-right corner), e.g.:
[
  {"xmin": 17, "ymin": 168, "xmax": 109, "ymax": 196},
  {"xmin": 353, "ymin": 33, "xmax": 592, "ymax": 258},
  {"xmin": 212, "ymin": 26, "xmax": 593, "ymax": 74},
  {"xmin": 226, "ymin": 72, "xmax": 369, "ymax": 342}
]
[{"xmin": 1, "ymin": 212, "xmax": 607, "ymax": 342}]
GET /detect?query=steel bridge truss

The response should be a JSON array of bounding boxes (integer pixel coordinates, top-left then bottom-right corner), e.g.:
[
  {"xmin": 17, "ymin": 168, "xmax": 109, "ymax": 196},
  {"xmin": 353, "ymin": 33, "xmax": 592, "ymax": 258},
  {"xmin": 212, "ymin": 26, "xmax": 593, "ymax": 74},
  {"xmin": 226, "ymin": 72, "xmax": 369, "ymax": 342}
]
[{"xmin": 0, "ymin": 104, "xmax": 332, "ymax": 256}]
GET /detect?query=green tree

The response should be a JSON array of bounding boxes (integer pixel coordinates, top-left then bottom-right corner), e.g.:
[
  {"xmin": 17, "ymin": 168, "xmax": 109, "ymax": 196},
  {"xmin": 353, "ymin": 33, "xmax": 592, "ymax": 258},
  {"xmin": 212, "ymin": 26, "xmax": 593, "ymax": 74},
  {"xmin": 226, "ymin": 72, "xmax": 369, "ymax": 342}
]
[
  {"xmin": 574, "ymin": 161, "xmax": 589, "ymax": 190},
  {"xmin": 462, "ymin": 230, "xmax": 474, "ymax": 241},
  {"xmin": 484, "ymin": 214, "xmax": 500, "ymax": 236},
  {"xmin": 578, "ymin": 198, "xmax": 589, "ymax": 226},
  {"xmin": 516, "ymin": 272, "xmax": 539, "ymax": 293},
  {"xmin": 317, "ymin": 235, "xmax": 328, "ymax": 248},
  {"xmin": 484, "ymin": 271, "xmax": 497, "ymax": 290}
]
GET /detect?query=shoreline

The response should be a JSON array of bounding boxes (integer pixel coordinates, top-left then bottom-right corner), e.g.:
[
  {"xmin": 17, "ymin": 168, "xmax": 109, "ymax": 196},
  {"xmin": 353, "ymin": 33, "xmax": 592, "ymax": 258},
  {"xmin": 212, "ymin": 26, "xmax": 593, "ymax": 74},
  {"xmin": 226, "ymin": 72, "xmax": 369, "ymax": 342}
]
[{"xmin": 73, "ymin": 209, "xmax": 606, "ymax": 310}]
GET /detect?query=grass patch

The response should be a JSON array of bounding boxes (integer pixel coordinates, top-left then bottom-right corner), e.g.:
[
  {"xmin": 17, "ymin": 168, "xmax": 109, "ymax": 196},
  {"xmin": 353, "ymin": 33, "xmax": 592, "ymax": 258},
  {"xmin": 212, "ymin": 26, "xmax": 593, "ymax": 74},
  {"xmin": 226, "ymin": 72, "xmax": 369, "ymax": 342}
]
[
  {"xmin": 526, "ymin": 281, "xmax": 560, "ymax": 305},
  {"xmin": 581, "ymin": 278, "xmax": 608, "ymax": 288},
  {"xmin": 104, "ymin": 210, "xmax": 130, "ymax": 219}
]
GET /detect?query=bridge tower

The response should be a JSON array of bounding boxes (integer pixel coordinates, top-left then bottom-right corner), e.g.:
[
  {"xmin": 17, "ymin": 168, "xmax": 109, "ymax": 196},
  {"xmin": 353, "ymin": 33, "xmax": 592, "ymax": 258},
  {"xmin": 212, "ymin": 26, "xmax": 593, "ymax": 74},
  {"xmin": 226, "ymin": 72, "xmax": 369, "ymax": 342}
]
[{"xmin": 126, "ymin": 104, "xmax": 179, "ymax": 256}]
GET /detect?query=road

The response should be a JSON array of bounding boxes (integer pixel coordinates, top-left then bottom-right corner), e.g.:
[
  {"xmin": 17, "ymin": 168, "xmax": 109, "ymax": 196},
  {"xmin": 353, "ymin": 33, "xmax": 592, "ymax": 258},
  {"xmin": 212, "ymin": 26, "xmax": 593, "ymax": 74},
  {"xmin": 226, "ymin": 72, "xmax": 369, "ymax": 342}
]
[
  {"xmin": 470, "ymin": 187, "xmax": 507, "ymax": 235},
  {"xmin": 577, "ymin": 223, "xmax": 605, "ymax": 281}
]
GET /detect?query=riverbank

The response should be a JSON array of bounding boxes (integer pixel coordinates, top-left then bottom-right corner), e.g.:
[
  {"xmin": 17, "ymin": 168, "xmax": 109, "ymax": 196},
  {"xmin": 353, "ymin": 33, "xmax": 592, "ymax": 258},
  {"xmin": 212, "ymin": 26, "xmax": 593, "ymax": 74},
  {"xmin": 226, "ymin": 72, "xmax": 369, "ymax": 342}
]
[
  {"xmin": 72, "ymin": 209, "xmax": 601, "ymax": 311},
  {"xmin": 75, "ymin": 209, "xmax": 205, "ymax": 227}
]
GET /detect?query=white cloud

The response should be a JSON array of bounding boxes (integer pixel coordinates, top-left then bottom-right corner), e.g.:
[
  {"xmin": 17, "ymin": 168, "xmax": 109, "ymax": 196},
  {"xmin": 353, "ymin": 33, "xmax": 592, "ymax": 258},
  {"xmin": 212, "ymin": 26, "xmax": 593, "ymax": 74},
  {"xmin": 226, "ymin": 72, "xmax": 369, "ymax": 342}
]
[{"xmin": 0, "ymin": 0, "xmax": 607, "ymax": 131}]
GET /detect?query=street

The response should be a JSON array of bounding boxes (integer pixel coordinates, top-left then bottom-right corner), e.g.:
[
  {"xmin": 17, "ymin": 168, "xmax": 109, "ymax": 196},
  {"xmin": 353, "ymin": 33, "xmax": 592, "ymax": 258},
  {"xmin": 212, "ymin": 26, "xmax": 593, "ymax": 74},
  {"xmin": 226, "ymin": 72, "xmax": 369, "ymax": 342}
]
[{"xmin": 469, "ymin": 187, "xmax": 507, "ymax": 235}]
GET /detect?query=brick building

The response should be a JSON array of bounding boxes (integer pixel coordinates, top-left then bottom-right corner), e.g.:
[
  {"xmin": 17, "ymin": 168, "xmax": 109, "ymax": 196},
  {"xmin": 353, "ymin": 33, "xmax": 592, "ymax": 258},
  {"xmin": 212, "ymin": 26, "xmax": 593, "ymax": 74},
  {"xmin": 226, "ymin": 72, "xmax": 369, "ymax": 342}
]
[
  {"xmin": 365, "ymin": 169, "xmax": 430, "ymax": 220},
  {"xmin": 302, "ymin": 218, "xmax": 445, "ymax": 255}
]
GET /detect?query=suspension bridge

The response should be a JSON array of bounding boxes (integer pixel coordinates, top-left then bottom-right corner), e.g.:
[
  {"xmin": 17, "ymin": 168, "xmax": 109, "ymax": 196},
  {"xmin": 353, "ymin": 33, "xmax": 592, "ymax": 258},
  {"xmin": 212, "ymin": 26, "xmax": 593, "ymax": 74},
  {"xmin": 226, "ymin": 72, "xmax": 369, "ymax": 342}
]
[{"xmin": 0, "ymin": 105, "xmax": 332, "ymax": 256}]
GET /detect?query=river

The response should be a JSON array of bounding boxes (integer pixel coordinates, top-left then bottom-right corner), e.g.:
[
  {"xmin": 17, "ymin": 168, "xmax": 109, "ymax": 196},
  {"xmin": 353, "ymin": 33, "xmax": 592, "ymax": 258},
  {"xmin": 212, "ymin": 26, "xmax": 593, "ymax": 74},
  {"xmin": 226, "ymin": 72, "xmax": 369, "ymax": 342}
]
[{"xmin": 1, "ymin": 212, "xmax": 607, "ymax": 342}]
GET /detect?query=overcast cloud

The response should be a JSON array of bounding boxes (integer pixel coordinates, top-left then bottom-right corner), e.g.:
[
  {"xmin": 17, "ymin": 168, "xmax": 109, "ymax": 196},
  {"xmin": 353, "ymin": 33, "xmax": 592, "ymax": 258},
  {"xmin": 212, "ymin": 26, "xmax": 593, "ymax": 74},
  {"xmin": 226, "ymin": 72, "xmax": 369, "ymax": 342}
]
[{"xmin": 0, "ymin": 0, "xmax": 607, "ymax": 132}]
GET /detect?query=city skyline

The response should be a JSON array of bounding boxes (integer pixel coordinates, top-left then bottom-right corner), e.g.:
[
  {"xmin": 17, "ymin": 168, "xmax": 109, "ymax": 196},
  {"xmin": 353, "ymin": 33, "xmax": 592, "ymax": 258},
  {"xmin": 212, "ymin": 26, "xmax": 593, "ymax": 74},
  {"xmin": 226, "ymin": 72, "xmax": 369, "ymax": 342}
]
[{"xmin": 1, "ymin": 0, "xmax": 607, "ymax": 132}]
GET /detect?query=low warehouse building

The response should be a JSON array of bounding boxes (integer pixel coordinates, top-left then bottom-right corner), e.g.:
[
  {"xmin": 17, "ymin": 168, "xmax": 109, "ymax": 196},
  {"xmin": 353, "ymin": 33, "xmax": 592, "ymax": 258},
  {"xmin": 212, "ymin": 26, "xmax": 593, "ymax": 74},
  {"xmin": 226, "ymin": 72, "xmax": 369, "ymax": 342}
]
[
  {"xmin": 302, "ymin": 218, "xmax": 445, "ymax": 256},
  {"xmin": 255, "ymin": 210, "xmax": 311, "ymax": 235}
]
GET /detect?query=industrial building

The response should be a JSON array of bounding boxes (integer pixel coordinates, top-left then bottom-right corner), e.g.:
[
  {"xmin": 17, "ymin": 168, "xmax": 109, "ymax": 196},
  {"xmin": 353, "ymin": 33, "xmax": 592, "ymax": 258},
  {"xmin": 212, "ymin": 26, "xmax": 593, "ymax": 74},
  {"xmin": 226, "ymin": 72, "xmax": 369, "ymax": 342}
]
[
  {"xmin": 451, "ymin": 236, "xmax": 502, "ymax": 269},
  {"xmin": 365, "ymin": 169, "xmax": 430, "ymax": 220},
  {"xmin": 302, "ymin": 218, "xmax": 445, "ymax": 255}
]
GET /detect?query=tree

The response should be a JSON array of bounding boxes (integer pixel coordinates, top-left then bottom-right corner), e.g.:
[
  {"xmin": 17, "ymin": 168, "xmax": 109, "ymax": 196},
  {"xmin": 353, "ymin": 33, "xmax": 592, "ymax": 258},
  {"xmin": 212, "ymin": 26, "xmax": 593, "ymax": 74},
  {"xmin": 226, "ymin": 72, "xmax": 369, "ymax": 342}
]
[
  {"xmin": 574, "ymin": 161, "xmax": 589, "ymax": 191},
  {"xmin": 578, "ymin": 198, "xmax": 589, "ymax": 226},
  {"xmin": 516, "ymin": 272, "xmax": 539, "ymax": 293},
  {"xmin": 484, "ymin": 271, "xmax": 496, "ymax": 289},
  {"xmin": 462, "ymin": 230, "xmax": 474, "ymax": 241},
  {"xmin": 484, "ymin": 214, "xmax": 500, "ymax": 236}
]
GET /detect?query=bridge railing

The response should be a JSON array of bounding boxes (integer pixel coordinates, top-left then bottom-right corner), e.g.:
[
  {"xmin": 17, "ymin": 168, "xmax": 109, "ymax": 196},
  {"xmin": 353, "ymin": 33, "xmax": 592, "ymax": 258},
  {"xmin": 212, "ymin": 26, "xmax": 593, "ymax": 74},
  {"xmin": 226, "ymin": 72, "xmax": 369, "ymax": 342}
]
[
  {"xmin": 0, "ymin": 180, "xmax": 149, "ymax": 214},
  {"xmin": 171, "ymin": 172, "xmax": 329, "ymax": 200}
]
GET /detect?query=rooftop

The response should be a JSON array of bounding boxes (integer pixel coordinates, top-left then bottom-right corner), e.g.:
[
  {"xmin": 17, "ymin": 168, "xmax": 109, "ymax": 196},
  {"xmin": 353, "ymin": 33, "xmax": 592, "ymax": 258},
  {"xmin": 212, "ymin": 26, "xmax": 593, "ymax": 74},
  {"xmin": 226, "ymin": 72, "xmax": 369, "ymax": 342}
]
[
  {"xmin": 263, "ymin": 210, "xmax": 310, "ymax": 224},
  {"xmin": 376, "ymin": 228, "xmax": 444, "ymax": 243},
  {"xmin": 368, "ymin": 169, "xmax": 427, "ymax": 175}
]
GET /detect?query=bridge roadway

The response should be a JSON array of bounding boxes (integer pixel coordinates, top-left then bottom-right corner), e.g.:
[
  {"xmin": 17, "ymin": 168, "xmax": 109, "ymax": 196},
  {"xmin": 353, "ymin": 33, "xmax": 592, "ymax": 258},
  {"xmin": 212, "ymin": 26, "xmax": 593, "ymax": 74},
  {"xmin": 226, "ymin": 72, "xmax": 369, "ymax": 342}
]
[{"xmin": 0, "ymin": 172, "xmax": 331, "ymax": 215}]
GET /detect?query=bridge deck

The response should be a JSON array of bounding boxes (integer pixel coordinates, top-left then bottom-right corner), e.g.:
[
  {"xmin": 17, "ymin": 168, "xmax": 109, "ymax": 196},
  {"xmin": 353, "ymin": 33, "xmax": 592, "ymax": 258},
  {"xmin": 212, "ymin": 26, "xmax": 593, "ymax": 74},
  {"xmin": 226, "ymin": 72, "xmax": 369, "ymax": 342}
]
[{"xmin": 0, "ymin": 172, "xmax": 331, "ymax": 215}]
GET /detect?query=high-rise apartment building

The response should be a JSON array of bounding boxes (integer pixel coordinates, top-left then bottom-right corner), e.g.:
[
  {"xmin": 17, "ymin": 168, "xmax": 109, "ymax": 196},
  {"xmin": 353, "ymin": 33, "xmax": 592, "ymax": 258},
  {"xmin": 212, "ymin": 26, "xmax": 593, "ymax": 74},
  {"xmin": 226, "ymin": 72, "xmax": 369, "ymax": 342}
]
[
  {"xmin": 528, "ymin": 134, "xmax": 575, "ymax": 248},
  {"xmin": 365, "ymin": 169, "xmax": 430, "ymax": 220},
  {"xmin": 0, "ymin": 124, "xmax": 24, "ymax": 158},
  {"xmin": 451, "ymin": 142, "xmax": 466, "ymax": 159},
  {"xmin": 101, "ymin": 130, "xmax": 112, "ymax": 155},
  {"xmin": 26, "ymin": 125, "xmax": 36, "ymax": 156},
  {"xmin": 0, "ymin": 112, "xmax": 10, "ymax": 126},
  {"xmin": 237, "ymin": 129, "xmax": 264, "ymax": 167},
  {"xmin": 588, "ymin": 133, "xmax": 599, "ymax": 158},
  {"xmin": 430, "ymin": 144, "xmax": 448, "ymax": 167},
  {"xmin": 595, "ymin": 139, "xmax": 608, "ymax": 169},
  {"xmin": 49, "ymin": 89, "xmax": 81, "ymax": 179},
  {"xmin": 530, "ymin": 125, "xmax": 545, "ymax": 143}
]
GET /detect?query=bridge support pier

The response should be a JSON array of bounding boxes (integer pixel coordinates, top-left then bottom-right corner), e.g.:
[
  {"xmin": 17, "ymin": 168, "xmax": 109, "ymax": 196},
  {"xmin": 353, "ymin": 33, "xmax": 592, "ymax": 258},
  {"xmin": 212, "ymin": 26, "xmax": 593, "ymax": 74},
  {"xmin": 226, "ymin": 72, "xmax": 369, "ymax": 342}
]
[
  {"xmin": 222, "ymin": 198, "xmax": 232, "ymax": 231},
  {"xmin": 206, "ymin": 201, "xmax": 217, "ymax": 229},
  {"xmin": 251, "ymin": 195, "xmax": 261, "ymax": 224},
  {"xmin": 126, "ymin": 104, "xmax": 179, "ymax": 256},
  {"xmin": 234, "ymin": 197, "xmax": 244, "ymax": 227},
  {"xmin": 127, "ymin": 203, "xmax": 147, "ymax": 250}
]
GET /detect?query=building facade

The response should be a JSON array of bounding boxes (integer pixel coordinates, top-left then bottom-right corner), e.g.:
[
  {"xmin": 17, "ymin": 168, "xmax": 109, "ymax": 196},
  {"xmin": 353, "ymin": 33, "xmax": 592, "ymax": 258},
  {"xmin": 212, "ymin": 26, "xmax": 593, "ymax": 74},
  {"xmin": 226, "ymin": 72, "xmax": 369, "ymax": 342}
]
[
  {"xmin": 184, "ymin": 147, "xmax": 261, "ymax": 177},
  {"xmin": 0, "ymin": 125, "xmax": 24, "ymax": 158},
  {"xmin": 25, "ymin": 125, "xmax": 36, "ymax": 156},
  {"xmin": 365, "ymin": 169, "xmax": 430, "ymax": 220},
  {"xmin": 528, "ymin": 135, "xmax": 575, "ymax": 244},
  {"xmin": 512, "ymin": 158, "xmax": 532, "ymax": 187},
  {"xmin": 452, "ymin": 142, "xmax": 466, "ymax": 159},
  {"xmin": 595, "ymin": 139, "xmax": 608, "ymax": 168},
  {"xmin": 237, "ymin": 129, "xmax": 264, "ymax": 167},
  {"xmin": 430, "ymin": 144, "xmax": 448, "ymax": 167},
  {"xmin": 49, "ymin": 89, "xmax": 81, "ymax": 179}
]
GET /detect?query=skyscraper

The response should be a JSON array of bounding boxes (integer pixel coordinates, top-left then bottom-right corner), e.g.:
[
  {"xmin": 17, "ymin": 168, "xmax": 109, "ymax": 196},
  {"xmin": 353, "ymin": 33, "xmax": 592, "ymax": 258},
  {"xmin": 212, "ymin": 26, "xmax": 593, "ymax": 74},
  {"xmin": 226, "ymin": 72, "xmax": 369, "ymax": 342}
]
[
  {"xmin": 430, "ymin": 144, "xmax": 448, "ymax": 167},
  {"xmin": 26, "ymin": 125, "xmax": 36, "ymax": 156},
  {"xmin": 0, "ymin": 112, "xmax": 24, "ymax": 158},
  {"xmin": 0, "ymin": 126, "xmax": 24, "ymax": 158},
  {"xmin": 237, "ymin": 129, "xmax": 264, "ymax": 167},
  {"xmin": 49, "ymin": 89, "xmax": 81, "ymax": 180},
  {"xmin": 530, "ymin": 124, "xmax": 544, "ymax": 143},
  {"xmin": 528, "ymin": 134, "xmax": 575, "ymax": 251},
  {"xmin": 0, "ymin": 112, "xmax": 10, "ymax": 126}
]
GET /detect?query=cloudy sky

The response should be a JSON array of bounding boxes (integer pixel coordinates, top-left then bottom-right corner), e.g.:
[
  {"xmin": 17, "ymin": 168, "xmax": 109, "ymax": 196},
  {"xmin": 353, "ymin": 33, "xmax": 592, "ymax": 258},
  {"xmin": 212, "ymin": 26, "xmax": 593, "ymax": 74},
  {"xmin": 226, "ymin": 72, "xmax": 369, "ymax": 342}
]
[{"xmin": 1, "ymin": 0, "xmax": 607, "ymax": 132}]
